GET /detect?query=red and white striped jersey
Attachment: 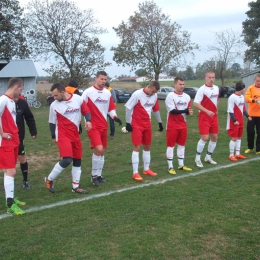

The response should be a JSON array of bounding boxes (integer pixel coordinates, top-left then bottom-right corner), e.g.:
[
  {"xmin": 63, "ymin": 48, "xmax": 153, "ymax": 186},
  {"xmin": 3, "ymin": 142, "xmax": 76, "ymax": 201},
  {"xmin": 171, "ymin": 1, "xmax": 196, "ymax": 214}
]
[
  {"xmin": 49, "ymin": 94, "xmax": 89, "ymax": 141},
  {"xmin": 0, "ymin": 94, "xmax": 19, "ymax": 147},
  {"xmin": 125, "ymin": 88, "xmax": 160, "ymax": 129},
  {"xmin": 165, "ymin": 91, "xmax": 191, "ymax": 130},
  {"xmin": 81, "ymin": 86, "xmax": 116, "ymax": 130},
  {"xmin": 226, "ymin": 93, "xmax": 246, "ymax": 130},
  {"xmin": 194, "ymin": 84, "xmax": 219, "ymax": 113}
]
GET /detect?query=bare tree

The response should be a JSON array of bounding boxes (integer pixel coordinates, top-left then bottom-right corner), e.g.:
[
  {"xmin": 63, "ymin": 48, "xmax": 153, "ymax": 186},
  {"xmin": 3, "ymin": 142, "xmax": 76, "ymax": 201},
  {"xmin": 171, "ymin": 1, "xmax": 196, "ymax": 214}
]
[
  {"xmin": 25, "ymin": 0, "xmax": 110, "ymax": 84},
  {"xmin": 208, "ymin": 29, "xmax": 242, "ymax": 86},
  {"xmin": 111, "ymin": 0, "xmax": 198, "ymax": 81}
]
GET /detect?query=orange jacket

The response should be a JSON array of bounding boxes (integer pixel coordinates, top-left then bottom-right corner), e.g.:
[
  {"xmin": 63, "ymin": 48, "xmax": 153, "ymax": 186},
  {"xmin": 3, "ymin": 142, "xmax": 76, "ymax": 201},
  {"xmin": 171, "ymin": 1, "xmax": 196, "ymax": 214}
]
[
  {"xmin": 65, "ymin": 86, "xmax": 77, "ymax": 94},
  {"xmin": 245, "ymin": 84, "xmax": 260, "ymax": 117}
]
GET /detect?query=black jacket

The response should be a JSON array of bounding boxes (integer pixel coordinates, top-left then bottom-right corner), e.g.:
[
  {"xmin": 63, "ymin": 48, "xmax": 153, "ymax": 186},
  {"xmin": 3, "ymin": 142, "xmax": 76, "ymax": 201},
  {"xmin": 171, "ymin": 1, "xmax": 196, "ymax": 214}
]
[{"xmin": 16, "ymin": 98, "xmax": 37, "ymax": 140}]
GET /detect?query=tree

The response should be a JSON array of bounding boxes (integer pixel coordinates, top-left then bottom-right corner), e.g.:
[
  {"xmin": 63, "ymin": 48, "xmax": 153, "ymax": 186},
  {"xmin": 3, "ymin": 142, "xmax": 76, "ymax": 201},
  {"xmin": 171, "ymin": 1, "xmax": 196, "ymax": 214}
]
[
  {"xmin": 0, "ymin": 0, "xmax": 30, "ymax": 60},
  {"xmin": 25, "ymin": 0, "xmax": 110, "ymax": 84},
  {"xmin": 185, "ymin": 66, "xmax": 194, "ymax": 80},
  {"xmin": 242, "ymin": 0, "xmax": 260, "ymax": 66},
  {"xmin": 208, "ymin": 29, "xmax": 242, "ymax": 86},
  {"xmin": 135, "ymin": 69, "xmax": 148, "ymax": 77},
  {"xmin": 230, "ymin": 63, "xmax": 242, "ymax": 72},
  {"xmin": 111, "ymin": 0, "xmax": 198, "ymax": 81}
]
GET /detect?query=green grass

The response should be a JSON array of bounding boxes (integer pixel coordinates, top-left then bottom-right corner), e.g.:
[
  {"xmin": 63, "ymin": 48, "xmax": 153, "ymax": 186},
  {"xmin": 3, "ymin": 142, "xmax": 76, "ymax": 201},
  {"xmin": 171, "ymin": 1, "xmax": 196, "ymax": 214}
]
[{"xmin": 1, "ymin": 99, "xmax": 260, "ymax": 259}]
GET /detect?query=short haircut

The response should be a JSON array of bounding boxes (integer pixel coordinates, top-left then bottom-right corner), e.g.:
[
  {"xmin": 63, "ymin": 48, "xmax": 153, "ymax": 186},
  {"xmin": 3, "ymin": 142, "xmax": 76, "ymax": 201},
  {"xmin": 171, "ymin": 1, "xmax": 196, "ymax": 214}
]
[
  {"xmin": 8, "ymin": 77, "xmax": 24, "ymax": 89},
  {"xmin": 96, "ymin": 71, "xmax": 107, "ymax": 77},
  {"xmin": 149, "ymin": 80, "xmax": 160, "ymax": 90},
  {"xmin": 255, "ymin": 73, "xmax": 260, "ymax": 79},
  {"xmin": 50, "ymin": 83, "xmax": 65, "ymax": 92},
  {"xmin": 235, "ymin": 82, "xmax": 245, "ymax": 91},
  {"xmin": 174, "ymin": 77, "xmax": 184, "ymax": 84},
  {"xmin": 205, "ymin": 71, "xmax": 215, "ymax": 77}
]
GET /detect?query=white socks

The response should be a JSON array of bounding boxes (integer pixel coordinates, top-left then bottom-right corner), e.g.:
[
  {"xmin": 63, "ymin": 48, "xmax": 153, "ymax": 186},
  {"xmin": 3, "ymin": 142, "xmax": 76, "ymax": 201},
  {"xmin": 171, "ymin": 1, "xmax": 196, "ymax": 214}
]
[
  {"xmin": 48, "ymin": 162, "xmax": 65, "ymax": 181},
  {"xmin": 4, "ymin": 174, "xmax": 14, "ymax": 199}
]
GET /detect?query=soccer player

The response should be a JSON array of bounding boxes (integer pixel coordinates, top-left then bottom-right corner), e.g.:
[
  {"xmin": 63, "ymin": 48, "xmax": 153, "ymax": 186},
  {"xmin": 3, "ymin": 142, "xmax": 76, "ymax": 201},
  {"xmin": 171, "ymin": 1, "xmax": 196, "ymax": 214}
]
[
  {"xmin": 165, "ymin": 77, "xmax": 193, "ymax": 174},
  {"xmin": 194, "ymin": 71, "xmax": 219, "ymax": 167},
  {"xmin": 0, "ymin": 77, "xmax": 26, "ymax": 215},
  {"xmin": 45, "ymin": 83, "xmax": 91, "ymax": 194},
  {"xmin": 244, "ymin": 73, "xmax": 260, "ymax": 154},
  {"xmin": 227, "ymin": 82, "xmax": 251, "ymax": 161},
  {"xmin": 13, "ymin": 95, "xmax": 37, "ymax": 189},
  {"xmin": 81, "ymin": 71, "xmax": 122, "ymax": 187},
  {"xmin": 124, "ymin": 81, "xmax": 163, "ymax": 182}
]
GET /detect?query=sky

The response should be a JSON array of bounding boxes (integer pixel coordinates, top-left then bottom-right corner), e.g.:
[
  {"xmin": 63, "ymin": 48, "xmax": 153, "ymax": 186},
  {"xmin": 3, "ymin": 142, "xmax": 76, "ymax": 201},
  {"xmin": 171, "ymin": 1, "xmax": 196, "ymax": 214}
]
[{"xmin": 18, "ymin": 0, "xmax": 252, "ymax": 77}]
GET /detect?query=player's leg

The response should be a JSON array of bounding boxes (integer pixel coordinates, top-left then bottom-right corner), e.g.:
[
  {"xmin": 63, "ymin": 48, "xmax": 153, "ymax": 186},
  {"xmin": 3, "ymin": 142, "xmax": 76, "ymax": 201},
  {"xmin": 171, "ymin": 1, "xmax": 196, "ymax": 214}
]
[
  {"xmin": 1, "ymin": 146, "xmax": 25, "ymax": 215},
  {"xmin": 195, "ymin": 114, "xmax": 209, "ymax": 167},
  {"xmin": 45, "ymin": 139, "xmax": 73, "ymax": 193},
  {"xmin": 166, "ymin": 129, "xmax": 176, "ymax": 175},
  {"xmin": 131, "ymin": 128, "xmax": 143, "ymax": 181},
  {"xmin": 96, "ymin": 129, "xmax": 107, "ymax": 183},
  {"xmin": 142, "ymin": 128, "xmax": 157, "ymax": 177},
  {"xmin": 18, "ymin": 139, "xmax": 30, "ymax": 189},
  {"xmin": 204, "ymin": 119, "xmax": 218, "ymax": 165},
  {"xmin": 235, "ymin": 127, "xmax": 247, "ymax": 159},
  {"xmin": 255, "ymin": 117, "xmax": 260, "ymax": 154},
  {"xmin": 176, "ymin": 128, "xmax": 192, "ymax": 171},
  {"xmin": 246, "ymin": 118, "xmax": 255, "ymax": 153}
]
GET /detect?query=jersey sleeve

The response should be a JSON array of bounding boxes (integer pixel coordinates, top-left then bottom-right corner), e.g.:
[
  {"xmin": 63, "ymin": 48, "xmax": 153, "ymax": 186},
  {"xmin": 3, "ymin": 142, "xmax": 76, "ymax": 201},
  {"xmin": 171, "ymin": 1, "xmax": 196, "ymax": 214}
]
[
  {"xmin": 194, "ymin": 87, "xmax": 204, "ymax": 104},
  {"xmin": 152, "ymin": 97, "xmax": 160, "ymax": 112},
  {"xmin": 227, "ymin": 95, "xmax": 235, "ymax": 113},
  {"xmin": 48, "ymin": 103, "xmax": 57, "ymax": 124}
]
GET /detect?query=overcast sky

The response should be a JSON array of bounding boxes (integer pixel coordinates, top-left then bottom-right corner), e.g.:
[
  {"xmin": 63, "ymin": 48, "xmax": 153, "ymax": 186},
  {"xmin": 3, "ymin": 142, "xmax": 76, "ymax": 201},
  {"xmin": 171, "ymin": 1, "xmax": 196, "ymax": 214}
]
[{"xmin": 19, "ymin": 0, "xmax": 252, "ymax": 77}]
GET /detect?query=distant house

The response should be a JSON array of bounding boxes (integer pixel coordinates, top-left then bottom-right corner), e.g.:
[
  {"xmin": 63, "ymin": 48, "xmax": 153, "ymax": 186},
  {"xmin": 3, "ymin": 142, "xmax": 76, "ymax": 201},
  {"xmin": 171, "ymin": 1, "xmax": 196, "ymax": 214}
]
[
  {"xmin": 119, "ymin": 77, "xmax": 138, "ymax": 82},
  {"xmin": 0, "ymin": 60, "xmax": 38, "ymax": 103}
]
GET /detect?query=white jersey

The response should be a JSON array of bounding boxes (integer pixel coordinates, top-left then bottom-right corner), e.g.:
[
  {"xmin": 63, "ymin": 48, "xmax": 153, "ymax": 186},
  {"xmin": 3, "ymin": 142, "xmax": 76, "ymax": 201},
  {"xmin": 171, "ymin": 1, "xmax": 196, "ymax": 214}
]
[
  {"xmin": 165, "ymin": 91, "xmax": 191, "ymax": 130},
  {"xmin": 49, "ymin": 94, "xmax": 89, "ymax": 141},
  {"xmin": 226, "ymin": 93, "xmax": 246, "ymax": 130},
  {"xmin": 194, "ymin": 84, "xmax": 219, "ymax": 113},
  {"xmin": 125, "ymin": 88, "xmax": 160, "ymax": 129},
  {"xmin": 81, "ymin": 86, "xmax": 116, "ymax": 130}
]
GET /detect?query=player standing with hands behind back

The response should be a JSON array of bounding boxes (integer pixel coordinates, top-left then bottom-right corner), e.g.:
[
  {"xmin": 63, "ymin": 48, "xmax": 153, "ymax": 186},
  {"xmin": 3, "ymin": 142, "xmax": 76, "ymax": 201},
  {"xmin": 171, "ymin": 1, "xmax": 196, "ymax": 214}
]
[
  {"xmin": 165, "ymin": 77, "xmax": 193, "ymax": 174},
  {"xmin": 194, "ymin": 71, "xmax": 219, "ymax": 167},
  {"xmin": 124, "ymin": 81, "xmax": 163, "ymax": 182}
]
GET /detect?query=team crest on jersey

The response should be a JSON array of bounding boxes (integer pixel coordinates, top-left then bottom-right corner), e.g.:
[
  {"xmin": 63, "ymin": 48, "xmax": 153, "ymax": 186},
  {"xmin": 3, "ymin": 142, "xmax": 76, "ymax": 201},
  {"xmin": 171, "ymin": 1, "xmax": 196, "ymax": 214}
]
[
  {"xmin": 64, "ymin": 106, "xmax": 80, "ymax": 115},
  {"xmin": 210, "ymin": 93, "xmax": 219, "ymax": 98},
  {"xmin": 176, "ymin": 100, "xmax": 187, "ymax": 106},
  {"xmin": 237, "ymin": 102, "xmax": 244, "ymax": 107},
  {"xmin": 94, "ymin": 97, "xmax": 108, "ymax": 103},
  {"xmin": 143, "ymin": 101, "xmax": 154, "ymax": 107}
]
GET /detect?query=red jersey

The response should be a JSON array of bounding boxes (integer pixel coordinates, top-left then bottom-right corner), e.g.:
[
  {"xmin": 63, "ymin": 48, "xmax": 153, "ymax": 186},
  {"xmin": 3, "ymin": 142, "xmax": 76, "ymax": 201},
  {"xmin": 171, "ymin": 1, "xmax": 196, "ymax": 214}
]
[
  {"xmin": 0, "ymin": 94, "xmax": 19, "ymax": 147},
  {"xmin": 165, "ymin": 91, "xmax": 191, "ymax": 130},
  {"xmin": 81, "ymin": 86, "xmax": 116, "ymax": 130},
  {"xmin": 49, "ymin": 94, "xmax": 89, "ymax": 141},
  {"xmin": 124, "ymin": 88, "xmax": 160, "ymax": 129}
]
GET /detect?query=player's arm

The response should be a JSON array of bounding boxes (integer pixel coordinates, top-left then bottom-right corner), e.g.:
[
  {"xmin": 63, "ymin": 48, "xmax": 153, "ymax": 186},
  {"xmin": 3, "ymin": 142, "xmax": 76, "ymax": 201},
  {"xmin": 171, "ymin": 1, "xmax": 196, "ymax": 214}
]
[
  {"xmin": 23, "ymin": 101, "xmax": 37, "ymax": 138},
  {"xmin": 84, "ymin": 113, "xmax": 92, "ymax": 131}
]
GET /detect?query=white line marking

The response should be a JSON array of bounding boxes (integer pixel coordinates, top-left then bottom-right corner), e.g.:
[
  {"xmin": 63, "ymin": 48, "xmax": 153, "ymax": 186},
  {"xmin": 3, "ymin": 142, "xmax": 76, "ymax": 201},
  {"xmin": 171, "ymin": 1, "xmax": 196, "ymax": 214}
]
[{"xmin": 1, "ymin": 157, "xmax": 259, "ymax": 220}]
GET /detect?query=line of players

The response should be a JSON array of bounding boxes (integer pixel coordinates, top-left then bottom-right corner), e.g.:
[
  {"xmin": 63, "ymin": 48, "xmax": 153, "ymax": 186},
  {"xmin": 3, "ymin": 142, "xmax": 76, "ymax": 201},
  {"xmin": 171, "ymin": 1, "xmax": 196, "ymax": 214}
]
[{"xmin": 1, "ymin": 71, "xmax": 259, "ymax": 215}]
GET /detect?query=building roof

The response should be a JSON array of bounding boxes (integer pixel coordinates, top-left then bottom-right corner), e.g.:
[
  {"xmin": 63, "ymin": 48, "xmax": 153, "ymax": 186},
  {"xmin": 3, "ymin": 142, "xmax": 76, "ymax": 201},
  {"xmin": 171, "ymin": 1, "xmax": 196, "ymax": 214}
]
[
  {"xmin": 0, "ymin": 60, "xmax": 38, "ymax": 78},
  {"xmin": 241, "ymin": 68, "xmax": 260, "ymax": 78}
]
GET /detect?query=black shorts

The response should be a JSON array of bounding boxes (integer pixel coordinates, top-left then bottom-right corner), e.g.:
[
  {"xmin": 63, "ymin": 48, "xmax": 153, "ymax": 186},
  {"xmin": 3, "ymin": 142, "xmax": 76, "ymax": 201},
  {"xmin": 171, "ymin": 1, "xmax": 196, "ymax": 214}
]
[{"xmin": 18, "ymin": 139, "xmax": 26, "ymax": 156}]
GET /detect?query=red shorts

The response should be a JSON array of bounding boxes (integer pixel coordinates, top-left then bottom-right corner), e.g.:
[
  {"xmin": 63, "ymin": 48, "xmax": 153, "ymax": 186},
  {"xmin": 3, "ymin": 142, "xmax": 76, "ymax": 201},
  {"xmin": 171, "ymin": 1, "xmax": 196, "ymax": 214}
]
[
  {"xmin": 166, "ymin": 128, "xmax": 187, "ymax": 147},
  {"xmin": 131, "ymin": 127, "xmax": 152, "ymax": 146},
  {"xmin": 228, "ymin": 125, "xmax": 244, "ymax": 138},
  {"xmin": 87, "ymin": 128, "xmax": 107, "ymax": 149},
  {"xmin": 0, "ymin": 146, "xmax": 19, "ymax": 169},
  {"xmin": 57, "ymin": 138, "xmax": 82, "ymax": 159},
  {"xmin": 198, "ymin": 113, "xmax": 218, "ymax": 135}
]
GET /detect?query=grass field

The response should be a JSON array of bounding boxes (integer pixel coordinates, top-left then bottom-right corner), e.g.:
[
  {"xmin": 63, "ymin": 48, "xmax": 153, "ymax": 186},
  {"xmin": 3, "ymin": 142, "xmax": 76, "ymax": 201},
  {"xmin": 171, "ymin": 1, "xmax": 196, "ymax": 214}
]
[{"xmin": 1, "ymin": 96, "xmax": 260, "ymax": 259}]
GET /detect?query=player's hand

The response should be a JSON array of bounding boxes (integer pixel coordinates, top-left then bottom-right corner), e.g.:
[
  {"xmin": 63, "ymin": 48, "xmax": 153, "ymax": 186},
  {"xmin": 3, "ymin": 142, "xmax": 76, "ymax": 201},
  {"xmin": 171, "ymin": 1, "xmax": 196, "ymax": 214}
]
[
  {"xmin": 126, "ymin": 123, "xmax": 133, "ymax": 132},
  {"xmin": 32, "ymin": 135, "xmax": 36, "ymax": 139},
  {"xmin": 188, "ymin": 107, "xmax": 193, "ymax": 116},
  {"xmin": 158, "ymin": 122, "xmax": 164, "ymax": 132},
  {"xmin": 2, "ymin": 132, "xmax": 12, "ymax": 140},
  {"xmin": 114, "ymin": 117, "xmax": 122, "ymax": 125},
  {"xmin": 256, "ymin": 100, "xmax": 260, "ymax": 105},
  {"xmin": 85, "ymin": 121, "xmax": 92, "ymax": 131},
  {"xmin": 206, "ymin": 110, "xmax": 215, "ymax": 117},
  {"xmin": 248, "ymin": 116, "xmax": 252, "ymax": 121},
  {"xmin": 234, "ymin": 121, "xmax": 239, "ymax": 125}
]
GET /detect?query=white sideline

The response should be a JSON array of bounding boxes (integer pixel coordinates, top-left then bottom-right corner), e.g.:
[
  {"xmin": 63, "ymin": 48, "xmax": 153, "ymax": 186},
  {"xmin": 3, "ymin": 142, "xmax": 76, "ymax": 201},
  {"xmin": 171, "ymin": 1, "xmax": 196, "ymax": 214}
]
[{"xmin": 0, "ymin": 157, "xmax": 259, "ymax": 220}]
